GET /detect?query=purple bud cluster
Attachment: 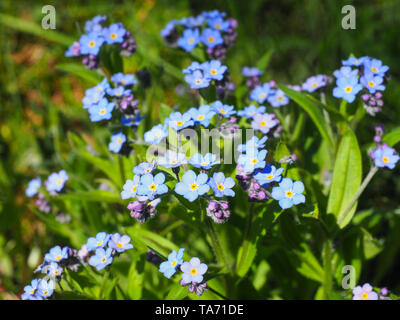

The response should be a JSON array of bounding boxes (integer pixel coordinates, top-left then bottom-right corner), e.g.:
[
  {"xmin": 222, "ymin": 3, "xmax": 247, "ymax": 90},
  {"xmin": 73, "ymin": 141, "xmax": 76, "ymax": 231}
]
[
  {"xmin": 127, "ymin": 199, "xmax": 158, "ymax": 223},
  {"xmin": 120, "ymin": 31, "xmax": 137, "ymax": 57},
  {"xmin": 206, "ymin": 200, "xmax": 231, "ymax": 224},
  {"xmin": 362, "ymin": 92, "xmax": 384, "ymax": 116},
  {"xmin": 181, "ymin": 280, "xmax": 209, "ymax": 297}
]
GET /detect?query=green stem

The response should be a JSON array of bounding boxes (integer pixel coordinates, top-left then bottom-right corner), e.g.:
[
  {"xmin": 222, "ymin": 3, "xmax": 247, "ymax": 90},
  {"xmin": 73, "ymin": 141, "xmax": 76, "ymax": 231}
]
[
  {"xmin": 337, "ymin": 166, "xmax": 379, "ymax": 225},
  {"xmin": 118, "ymin": 155, "xmax": 125, "ymax": 185},
  {"xmin": 237, "ymin": 203, "xmax": 254, "ymax": 272},
  {"xmin": 322, "ymin": 239, "xmax": 333, "ymax": 300},
  {"xmin": 205, "ymin": 218, "xmax": 231, "ymax": 275}
]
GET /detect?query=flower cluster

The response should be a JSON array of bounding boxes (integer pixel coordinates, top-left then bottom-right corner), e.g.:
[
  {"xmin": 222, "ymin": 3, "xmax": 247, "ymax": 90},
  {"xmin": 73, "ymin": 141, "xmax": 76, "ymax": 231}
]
[
  {"xmin": 352, "ymin": 283, "xmax": 392, "ymax": 300},
  {"xmin": 21, "ymin": 233, "xmax": 133, "ymax": 300},
  {"xmin": 250, "ymin": 82, "xmax": 290, "ymax": 108},
  {"xmin": 368, "ymin": 125, "xmax": 399, "ymax": 170},
  {"xmin": 183, "ymin": 60, "xmax": 228, "ymax": 90},
  {"xmin": 332, "ymin": 56, "xmax": 389, "ymax": 113},
  {"xmin": 161, "ymin": 10, "xmax": 237, "ymax": 60},
  {"xmin": 158, "ymin": 249, "xmax": 209, "ymax": 297},
  {"xmin": 66, "ymin": 15, "xmax": 136, "ymax": 69},
  {"xmin": 302, "ymin": 74, "xmax": 332, "ymax": 93}
]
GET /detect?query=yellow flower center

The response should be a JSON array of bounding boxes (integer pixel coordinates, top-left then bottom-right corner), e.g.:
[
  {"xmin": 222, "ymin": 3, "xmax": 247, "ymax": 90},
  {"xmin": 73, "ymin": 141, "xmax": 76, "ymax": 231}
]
[
  {"xmin": 368, "ymin": 81, "xmax": 375, "ymax": 87},
  {"xmin": 361, "ymin": 292, "xmax": 368, "ymax": 299},
  {"xmin": 251, "ymin": 158, "xmax": 258, "ymax": 164},
  {"xmin": 97, "ymin": 241, "xmax": 103, "ymax": 247},
  {"xmin": 57, "ymin": 180, "xmax": 63, "ymax": 185},
  {"xmin": 190, "ymin": 268, "xmax": 197, "ymax": 275},
  {"xmin": 110, "ymin": 33, "xmax": 117, "ymax": 39},
  {"xmin": 99, "ymin": 108, "xmax": 106, "ymax": 115},
  {"xmin": 117, "ymin": 138, "xmax": 122, "ymax": 144},
  {"xmin": 101, "ymin": 257, "xmax": 107, "ymax": 263},
  {"xmin": 260, "ymin": 121, "xmax": 266, "ymax": 127},
  {"xmin": 345, "ymin": 86, "xmax": 352, "ymax": 93},
  {"xmin": 210, "ymin": 69, "xmax": 217, "ymax": 75},
  {"xmin": 286, "ymin": 190, "xmax": 293, "ymax": 198},
  {"xmin": 277, "ymin": 96, "xmax": 283, "ymax": 101},
  {"xmin": 198, "ymin": 115, "xmax": 205, "ymax": 120},
  {"xmin": 176, "ymin": 121, "xmax": 183, "ymax": 126},
  {"xmin": 195, "ymin": 79, "xmax": 202, "ymax": 84},
  {"xmin": 207, "ymin": 36, "xmax": 215, "ymax": 43},
  {"xmin": 31, "ymin": 289, "xmax": 36, "ymax": 294},
  {"xmin": 219, "ymin": 109, "xmax": 226, "ymax": 114},
  {"xmin": 382, "ymin": 156, "xmax": 389, "ymax": 163},
  {"xmin": 217, "ymin": 184, "xmax": 224, "ymax": 191},
  {"xmin": 132, "ymin": 186, "xmax": 137, "ymax": 193},
  {"xmin": 117, "ymin": 243, "xmax": 123, "ymax": 248},
  {"xmin": 259, "ymin": 93, "xmax": 266, "ymax": 99},
  {"xmin": 89, "ymin": 41, "xmax": 95, "ymax": 47},
  {"xmin": 190, "ymin": 183, "xmax": 198, "ymax": 190},
  {"xmin": 312, "ymin": 83, "xmax": 318, "ymax": 88},
  {"xmin": 266, "ymin": 175, "xmax": 274, "ymax": 180},
  {"xmin": 214, "ymin": 24, "xmax": 222, "ymax": 29},
  {"xmin": 55, "ymin": 255, "xmax": 62, "ymax": 261},
  {"xmin": 171, "ymin": 260, "xmax": 177, "ymax": 267},
  {"xmin": 149, "ymin": 183, "xmax": 157, "ymax": 191},
  {"xmin": 201, "ymin": 162, "xmax": 208, "ymax": 166},
  {"xmin": 371, "ymin": 67, "xmax": 378, "ymax": 73},
  {"xmin": 43, "ymin": 290, "xmax": 49, "ymax": 296},
  {"xmin": 188, "ymin": 38, "xmax": 194, "ymax": 44}
]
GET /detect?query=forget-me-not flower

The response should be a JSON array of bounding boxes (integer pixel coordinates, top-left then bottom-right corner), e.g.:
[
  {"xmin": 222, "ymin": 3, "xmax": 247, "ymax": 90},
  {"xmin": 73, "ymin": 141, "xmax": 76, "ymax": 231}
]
[
  {"xmin": 26, "ymin": 177, "xmax": 41, "ymax": 197},
  {"xmin": 89, "ymin": 248, "xmax": 113, "ymax": 271},
  {"xmin": 121, "ymin": 175, "xmax": 140, "ymax": 199},
  {"xmin": 208, "ymin": 172, "xmax": 235, "ymax": 197},
  {"xmin": 108, "ymin": 132, "xmax": 126, "ymax": 153},
  {"xmin": 189, "ymin": 153, "xmax": 219, "ymax": 170},
  {"xmin": 137, "ymin": 173, "xmax": 168, "ymax": 200},
  {"xmin": 86, "ymin": 232, "xmax": 110, "ymax": 251},
  {"xmin": 175, "ymin": 170, "xmax": 210, "ymax": 202},
  {"xmin": 271, "ymin": 178, "xmax": 305, "ymax": 209},
  {"xmin": 108, "ymin": 233, "xmax": 134, "ymax": 253},
  {"xmin": 46, "ymin": 170, "xmax": 68, "ymax": 193},
  {"xmin": 159, "ymin": 248, "xmax": 185, "ymax": 279},
  {"xmin": 180, "ymin": 257, "xmax": 208, "ymax": 284}
]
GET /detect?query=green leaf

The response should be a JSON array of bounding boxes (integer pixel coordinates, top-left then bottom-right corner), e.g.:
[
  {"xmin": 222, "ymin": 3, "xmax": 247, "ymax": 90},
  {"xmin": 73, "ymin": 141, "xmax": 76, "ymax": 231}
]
[
  {"xmin": 279, "ymin": 86, "xmax": 334, "ymax": 149},
  {"xmin": 166, "ymin": 283, "xmax": 188, "ymax": 300},
  {"xmin": 56, "ymin": 63, "xmax": 103, "ymax": 85},
  {"xmin": 53, "ymin": 190, "xmax": 122, "ymax": 203},
  {"xmin": 256, "ymin": 49, "xmax": 274, "ymax": 71},
  {"xmin": 382, "ymin": 127, "xmax": 400, "ymax": 147},
  {"xmin": 0, "ymin": 13, "xmax": 73, "ymax": 46},
  {"xmin": 293, "ymin": 243, "xmax": 324, "ymax": 283},
  {"xmin": 327, "ymin": 130, "xmax": 362, "ymax": 228}
]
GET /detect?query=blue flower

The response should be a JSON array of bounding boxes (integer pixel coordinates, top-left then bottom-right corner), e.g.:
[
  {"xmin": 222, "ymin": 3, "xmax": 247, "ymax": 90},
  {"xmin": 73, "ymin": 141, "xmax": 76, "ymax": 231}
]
[
  {"xmin": 86, "ymin": 232, "xmax": 110, "ymax": 252},
  {"xmin": 208, "ymin": 172, "xmax": 235, "ymax": 197},
  {"xmin": 21, "ymin": 279, "xmax": 41, "ymax": 300},
  {"xmin": 372, "ymin": 145, "xmax": 399, "ymax": 169},
  {"xmin": 181, "ymin": 16, "xmax": 204, "ymax": 28},
  {"xmin": 237, "ymin": 136, "xmax": 268, "ymax": 152},
  {"xmin": 159, "ymin": 248, "xmax": 185, "ymax": 279},
  {"xmin": 108, "ymin": 132, "xmax": 126, "ymax": 153},
  {"xmin": 271, "ymin": 178, "xmax": 305, "ymax": 209},
  {"xmin": 46, "ymin": 170, "xmax": 68, "ymax": 192},
  {"xmin": 177, "ymin": 28, "xmax": 200, "ymax": 52},
  {"xmin": 242, "ymin": 66, "xmax": 263, "ymax": 77},
  {"xmin": 158, "ymin": 150, "xmax": 187, "ymax": 169},
  {"xmin": 202, "ymin": 10, "xmax": 226, "ymax": 20},
  {"xmin": 107, "ymin": 87, "xmax": 132, "ymax": 97},
  {"xmin": 37, "ymin": 279, "xmax": 54, "ymax": 299},
  {"xmin": 363, "ymin": 58, "xmax": 389, "ymax": 77},
  {"xmin": 85, "ymin": 15, "xmax": 106, "ymax": 33},
  {"xmin": 202, "ymin": 60, "xmax": 227, "ymax": 81},
  {"xmin": 111, "ymin": 73, "xmax": 137, "ymax": 86},
  {"xmin": 175, "ymin": 170, "xmax": 210, "ymax": 202},
  {"xmin": 121, "ymin": 175, "xmax": 140, "ymax": 199},
  {"xmin": 211, "ymin": 101, "xmax": 236, "ymax": 118},
  {"xmin": 82, "ymin": 87, "xmax": 106, "ymax": 108},
  {"xmin": 180, "ymin": 257, "xmax": 208, "ymax": 284},
  {"xmin": 79, "ymin": 32, "xmax": 104, "ymax": 55},
  {"xmin": 108, "ymin": 233, "xmax": 134, "ymax": 253},
  {"xmin": 237, "ymin": 105, "xmax": 266, "ymax": 118},
  {"xmin": 44, "ymin": 246, "xmax": 68, "ymax": 263},
  {"xmin": 360, "ymin": 72, "xmax": 385, "ymax": 94},
  {"xmin": 182, "ymin": 61, "xmax": 202, "ymax": 74},
  {"xmin": 102, "ymin": 23, "xmax": 126, "ymax": 44},
  {"xmin": 254, "ymin": 165, "xmax": 284, "ymax": 186},
  {"xmin": 89, "ymin": 248, "xmax": 113, "ymax": 271},
  {"xmin": 341, "ymin": 56, "xmax": 367, "ymax": 67},
  {"xmin": 238, "ymin": 149, "xmax": 268, "ymax": 173},
  {"xmin": 26, "ymin": 177, "xmax": 41, "ymax": 197},
  {"xmin": 333, "ymin": 66, "xmax": 359, "ymax": 79},
  {"xmin": 184, "ymin": 70, "xmax": 210, "ymax": 89},
  {"xmin": 267, "ymin": 89, "xmax": 290, "ymax": 107},
  {"xmin": 137, "ymin": 173, "xmax": 168, "ymax": 200},
  {"xmin": 121, "ymin": 114, "xmax": 142, "ymax": 127},
  {"xmin": 302, "ymin": 75, "xmax": 327, "ymax": 92},
  {"xmin": 207, "ymin": 17, "xmax": 230, "ymax": 32},
  {"xmin": 333, "ymin": 75, "xmax": 363, "ymax": 103},
  {"xmin": 250, "ymin": 83, "xmax": 271, "ymax": 103},
  {"xmin": 201, "ymin": 28, "xmax": 223, "ymax": 48},
  {"xmin": 45, "ymin": 262, "xmax": 63, "ymax": 278},
  {"xmin": 165, "ymin": 112, "xmax": 194, "ymax": 131},
  {"xmin": 189, "ymin": 153, "xmax": 219, "ymax": 170},
  {"xmin": 251, "ymin": 113, "xmax": 279, "ymax": 134},
  {"xmin": 133, "ymin": 162, "xmax": 156, "ymax": 176},
  {"xmin": 187, "ymin": 105, "xmax": 216, "ymax": 127},
  {"xmin": 88, "ymin": 98, "xmax": 115, "ymax": 122}
]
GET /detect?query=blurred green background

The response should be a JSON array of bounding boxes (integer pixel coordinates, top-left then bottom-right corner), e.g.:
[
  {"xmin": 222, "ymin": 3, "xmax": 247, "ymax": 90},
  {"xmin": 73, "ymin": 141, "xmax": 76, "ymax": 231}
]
[{"xmin": 0, "ymin": 0, "xmax": 399, "ymax": 299}]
